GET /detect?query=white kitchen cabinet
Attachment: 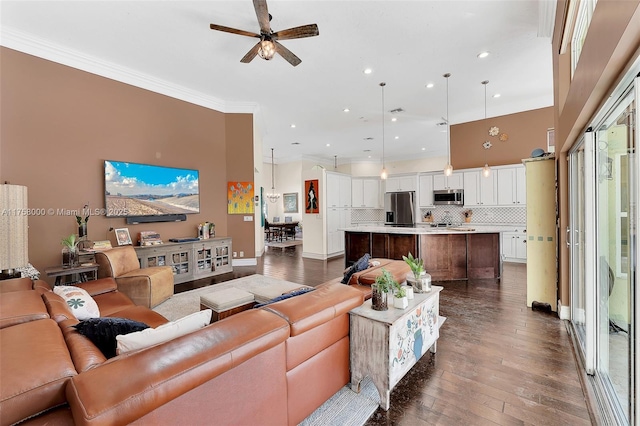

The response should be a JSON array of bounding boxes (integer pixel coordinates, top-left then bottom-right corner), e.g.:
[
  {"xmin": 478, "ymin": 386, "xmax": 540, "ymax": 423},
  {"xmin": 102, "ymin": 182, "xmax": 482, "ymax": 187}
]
[
  {"xmin": 327, "ymin": 207, "xmax": 349, "ymax": 255},
  {"xmin": 463, "ymin": 170, "xmax": 497, "ymax": 206},
  {"xmin": 432, "ymin": 172, "xmax": 463, "ymax": 190},
  {"xmin": 501, "ymin": 229, "xmax": 527, "ymax": 262},
  {"xmin": 326, "ymin": 172, "xmax": 351, "ymax": 207},
  {"xmin": 385, "ymin": 175, "xmax": 417, "ymax": 192},
  {"xmin": 339, "ymin": 174, "xmax": 352, "ymax": 207},
  {"xmin": 418, "ymin": 174, "xmax": 434, "ymax": 207},
  {"xmin": 352, "ymin": 178, "xmax": 380, "ymax": 208},
  {"xmin": 496, "ymin": 165, "xmax": 526, "ymax": 206}
]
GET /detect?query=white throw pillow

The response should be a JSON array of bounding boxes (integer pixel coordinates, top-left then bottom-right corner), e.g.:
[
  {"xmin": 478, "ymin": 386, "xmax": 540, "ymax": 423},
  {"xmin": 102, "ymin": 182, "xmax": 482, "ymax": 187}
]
[
  {"xmin": 53, "ymin": 285, "xmax": 100, "ymax": 320},
  {"xmin": 116, "ymin": 309, "xmax": 212, "ymax": 355}
]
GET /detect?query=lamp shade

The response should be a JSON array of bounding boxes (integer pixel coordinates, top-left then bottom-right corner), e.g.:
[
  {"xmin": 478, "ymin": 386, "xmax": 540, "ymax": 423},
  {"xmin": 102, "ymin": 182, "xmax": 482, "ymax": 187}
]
[{"xmin": 0, "ymin": 185, "xmax": 28, "ymax": 271}]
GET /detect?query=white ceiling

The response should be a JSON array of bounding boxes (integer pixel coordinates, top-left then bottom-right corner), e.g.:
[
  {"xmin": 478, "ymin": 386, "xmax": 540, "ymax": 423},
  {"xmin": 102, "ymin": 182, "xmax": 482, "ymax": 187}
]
[{"xmin": 1, "ymin": 1, "xmax": 555, "ymax": 166}]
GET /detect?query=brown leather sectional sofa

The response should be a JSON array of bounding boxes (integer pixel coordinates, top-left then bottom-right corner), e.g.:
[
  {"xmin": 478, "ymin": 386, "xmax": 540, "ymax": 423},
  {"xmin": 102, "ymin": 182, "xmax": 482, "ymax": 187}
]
[
  {"xmin": 0, "ymin": 276, "xmax": 364, "ymax": 425},
  {"xmin": 344, "ymin": 258, "xmax": 412, "ymax": 300}
]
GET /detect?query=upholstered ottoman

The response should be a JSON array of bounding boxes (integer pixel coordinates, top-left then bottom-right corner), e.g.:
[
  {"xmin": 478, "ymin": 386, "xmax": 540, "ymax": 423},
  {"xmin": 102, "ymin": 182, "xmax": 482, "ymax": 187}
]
[
  {"xmin": 200, "ymin": 287, "xmax": 255, "ymax": 322},
  {"xmin": 248, "ymin": 281, "xmax": 312, "ymax": 304}
]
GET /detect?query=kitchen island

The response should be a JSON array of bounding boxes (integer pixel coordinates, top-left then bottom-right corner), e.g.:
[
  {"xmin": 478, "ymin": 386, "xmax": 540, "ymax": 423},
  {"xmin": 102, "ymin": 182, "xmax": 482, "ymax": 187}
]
[{"xmin": 342, "ymin": 225, "xmax": 505, "ymax": 280}]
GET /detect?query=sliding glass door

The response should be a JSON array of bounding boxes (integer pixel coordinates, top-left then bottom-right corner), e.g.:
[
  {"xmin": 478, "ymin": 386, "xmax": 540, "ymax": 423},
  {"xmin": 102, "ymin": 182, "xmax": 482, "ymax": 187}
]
[
  {"xmin": 569, "ymin": 75, "xmax": 638, "ymax": 425},
  {"xmin": 594, "ymin": 88, "xmax": 635, "ymax": 423},
  {"xmin": 569, "ymin": 140, "xmax": 589, "ymax": 359}
]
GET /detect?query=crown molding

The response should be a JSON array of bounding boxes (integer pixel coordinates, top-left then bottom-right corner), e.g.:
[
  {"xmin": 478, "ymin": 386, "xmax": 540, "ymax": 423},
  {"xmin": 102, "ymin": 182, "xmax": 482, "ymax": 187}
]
[{"xmin": 0, "ymin": 26, "xmax": 259, "ymax": 114}]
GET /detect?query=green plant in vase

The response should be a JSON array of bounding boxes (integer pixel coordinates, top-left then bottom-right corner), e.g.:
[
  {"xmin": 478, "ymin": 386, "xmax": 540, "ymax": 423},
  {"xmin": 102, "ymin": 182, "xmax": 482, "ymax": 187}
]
[
  {"xmin": 402, "ymin": 252, "xmax": 424, "ymax": 280},
  {"xmin": 61, "ymin": 234, "xmax": 78, "ymax": 268},
  {"xmin": 393, "ymin": 280, "xmax": 408, "ymax": 309},
  {"xmin": 372, "ymin": 268, "xmax": 395, "ymax": 311},
  {"xmin": 402, "ymin": 252, "xmax": 430, "ymax": 293}
]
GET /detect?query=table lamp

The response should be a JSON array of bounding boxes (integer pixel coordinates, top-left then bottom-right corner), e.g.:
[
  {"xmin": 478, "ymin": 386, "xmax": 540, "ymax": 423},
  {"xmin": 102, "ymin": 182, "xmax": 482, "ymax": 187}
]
[{"xmin": 0, "ymin": 184, "xmax": 28, "ymax": 280}]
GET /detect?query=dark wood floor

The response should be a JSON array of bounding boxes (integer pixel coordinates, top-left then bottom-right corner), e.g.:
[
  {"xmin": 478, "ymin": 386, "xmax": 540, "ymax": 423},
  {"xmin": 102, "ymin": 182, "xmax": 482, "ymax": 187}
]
[{"xmin": 176, "ymin": 246, "xmax": 592, "ymax": 425}]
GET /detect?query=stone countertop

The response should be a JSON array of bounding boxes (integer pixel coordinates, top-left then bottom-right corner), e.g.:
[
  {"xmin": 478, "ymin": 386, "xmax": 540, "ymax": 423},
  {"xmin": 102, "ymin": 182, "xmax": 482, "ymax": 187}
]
[{"xmin": 340, "ymin": 225, "xmax": 523, "ymax": 235}]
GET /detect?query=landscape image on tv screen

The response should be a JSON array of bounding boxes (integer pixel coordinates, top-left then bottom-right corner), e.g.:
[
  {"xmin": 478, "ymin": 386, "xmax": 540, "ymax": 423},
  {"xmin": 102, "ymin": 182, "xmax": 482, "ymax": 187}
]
[{"xmin": 104, "ymin": 160, "xmax": 200, "ymax": 217}]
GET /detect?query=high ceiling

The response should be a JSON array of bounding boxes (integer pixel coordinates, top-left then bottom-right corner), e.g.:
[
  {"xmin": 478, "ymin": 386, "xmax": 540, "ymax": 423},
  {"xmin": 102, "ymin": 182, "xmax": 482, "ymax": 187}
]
[{"xmin": 1, "ymin": 1, "xmax": 555, "ymax": 165}]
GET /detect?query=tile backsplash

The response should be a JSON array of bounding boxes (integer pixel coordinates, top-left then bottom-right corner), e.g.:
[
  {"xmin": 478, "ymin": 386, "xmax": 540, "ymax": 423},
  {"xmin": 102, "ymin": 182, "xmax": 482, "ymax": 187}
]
[{"xmin": 350, "ymin": 206, "xmax": 525, "ymax": 226}]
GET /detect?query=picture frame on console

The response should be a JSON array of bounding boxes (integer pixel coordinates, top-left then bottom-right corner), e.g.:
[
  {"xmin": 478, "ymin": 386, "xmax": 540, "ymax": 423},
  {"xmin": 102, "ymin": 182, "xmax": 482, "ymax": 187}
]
[{"xmin": 115, "ymin": 228, "xmax": 132, "ymax": 246}]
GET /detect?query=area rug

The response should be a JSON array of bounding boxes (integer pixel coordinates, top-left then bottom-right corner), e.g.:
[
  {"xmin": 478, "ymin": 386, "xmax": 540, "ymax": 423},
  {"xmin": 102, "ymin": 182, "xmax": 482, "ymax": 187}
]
[
  {"xmin": 265, "ymin": 239, "xmax": 302, "ymax": 249},
  {"xmin": 299, "ymin": 376, "xmax": 379, "ymax": 426},
  {"xmin": 153, "ymin": 275, "xmax": 380, "ymax": 425},
  {"xmin": 154, "ymin": 274, "xmax": 304, "ymax": 321}
]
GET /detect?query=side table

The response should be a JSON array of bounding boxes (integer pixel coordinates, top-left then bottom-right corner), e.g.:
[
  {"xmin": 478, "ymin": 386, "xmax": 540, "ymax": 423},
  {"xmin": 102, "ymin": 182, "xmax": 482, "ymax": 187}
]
[
  {"xmin": 44, "ymin": 264, "xmax": 99, "ymax": 286},
  {"xmin": 349, "ymin": 286, "xmax": 444, "ymax": 411}
]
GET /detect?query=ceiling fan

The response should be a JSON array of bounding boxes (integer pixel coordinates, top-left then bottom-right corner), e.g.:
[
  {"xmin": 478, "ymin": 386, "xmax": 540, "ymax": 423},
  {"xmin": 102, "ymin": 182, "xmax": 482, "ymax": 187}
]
[{"xmin": 209, "ymin": 0, "xmax": 319, "ymax": 67}]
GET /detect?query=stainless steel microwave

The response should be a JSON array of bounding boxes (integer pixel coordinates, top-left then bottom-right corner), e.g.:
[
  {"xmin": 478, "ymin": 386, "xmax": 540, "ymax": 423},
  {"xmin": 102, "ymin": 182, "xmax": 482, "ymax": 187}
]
[{"xmin": 433, "ymin": 189, "xmax": 464, "ymax": 205}]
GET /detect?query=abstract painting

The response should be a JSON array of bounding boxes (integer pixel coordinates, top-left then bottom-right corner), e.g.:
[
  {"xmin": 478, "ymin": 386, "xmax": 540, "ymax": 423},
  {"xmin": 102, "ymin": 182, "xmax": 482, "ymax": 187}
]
[{"xmin": 227, "ymin": 181, "xmax": 254, "ymax": 214}]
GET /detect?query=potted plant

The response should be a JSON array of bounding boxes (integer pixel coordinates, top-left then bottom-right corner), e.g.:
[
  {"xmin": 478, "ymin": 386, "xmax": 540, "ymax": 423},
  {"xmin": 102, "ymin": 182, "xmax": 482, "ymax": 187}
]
[
  {"xmin": 61, "ymin": 234, "xmax": 78, "ymax": 268},
  {"xmin": 402, "ymin": 252, "xmax": 431, "ymax": 293},
  {"xmin": 393, "ymin": 281, "xmax": 408, "ymax": 309},
  {"xmin": 371, "ymin": 268, "xmax": 394, "ymax": 311}
]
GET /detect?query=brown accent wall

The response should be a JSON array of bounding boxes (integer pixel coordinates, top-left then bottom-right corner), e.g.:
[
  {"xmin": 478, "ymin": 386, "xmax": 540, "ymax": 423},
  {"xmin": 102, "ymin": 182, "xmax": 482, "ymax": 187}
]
[
  {"xmin": 0, "ymin": 47, "xmax": 254, "ymax": 281},
  {"xmin": 224, "ymin": 113, "xmax": 256, "ymax": 257},
  {"xmin": 552, "ymin": 0, "xmax": 640, "ymax": 310},
  {"xmin": 450, "ymin": 107, "xmax": 553, "ymax": 170}
]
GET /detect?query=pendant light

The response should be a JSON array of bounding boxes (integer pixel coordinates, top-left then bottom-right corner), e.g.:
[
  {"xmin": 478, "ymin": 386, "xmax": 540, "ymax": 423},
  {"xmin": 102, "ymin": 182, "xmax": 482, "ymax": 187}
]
[
  {"xmin": 443, "ymin": 73, "xmax": 453, "ymax": 176},
  {"xmin": 380, "ymin": 82, "xmax": 388, "ymax": 180},
  {"xmin": 481, "ymin": 80, "xmax": 492, "ymax": 178},
  {"xmin": 266, "ymin": 148, "xmax": 280, "ymax": 203}
]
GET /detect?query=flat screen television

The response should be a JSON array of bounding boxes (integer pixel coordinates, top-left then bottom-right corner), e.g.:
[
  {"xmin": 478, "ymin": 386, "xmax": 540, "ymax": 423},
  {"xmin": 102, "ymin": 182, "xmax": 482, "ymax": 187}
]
[{"xmin": 104, "ymin": 160, "xmax": 200, "ymax": 218}]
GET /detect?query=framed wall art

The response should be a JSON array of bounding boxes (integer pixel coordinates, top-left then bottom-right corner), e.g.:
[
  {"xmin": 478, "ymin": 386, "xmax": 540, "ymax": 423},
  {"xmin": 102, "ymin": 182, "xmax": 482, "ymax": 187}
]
[
  {"xmin": 227, "ymin": 181, "xmax": 255, "ymax": 214},
  {"xmin": 304, "ymin": 179, "xmax": 319, "ymax": 214},
  {"xmin": 283, "ymin": 193, "xmax": 298, "ymax": 213}
]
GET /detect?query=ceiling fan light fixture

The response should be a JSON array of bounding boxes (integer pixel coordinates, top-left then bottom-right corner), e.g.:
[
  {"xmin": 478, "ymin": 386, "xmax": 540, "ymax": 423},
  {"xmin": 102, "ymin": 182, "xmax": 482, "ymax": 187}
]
[{"xmin": 258, "ymin": 38, "xmax": 276, "ymax": 60}]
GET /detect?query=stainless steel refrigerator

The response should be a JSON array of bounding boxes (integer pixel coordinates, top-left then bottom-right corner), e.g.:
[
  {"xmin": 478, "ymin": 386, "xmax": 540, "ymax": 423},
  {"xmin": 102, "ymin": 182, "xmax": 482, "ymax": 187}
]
[{"xmin": 384, "ymin": 191, "xmax": 415, "ymax": 226}]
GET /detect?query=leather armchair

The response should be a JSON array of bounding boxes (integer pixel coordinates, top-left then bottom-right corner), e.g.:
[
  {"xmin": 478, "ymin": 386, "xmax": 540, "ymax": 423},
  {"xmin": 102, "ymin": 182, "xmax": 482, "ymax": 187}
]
[{"xmin": 95, "ymin": 246, "xmax": 174, "ymax": 308}]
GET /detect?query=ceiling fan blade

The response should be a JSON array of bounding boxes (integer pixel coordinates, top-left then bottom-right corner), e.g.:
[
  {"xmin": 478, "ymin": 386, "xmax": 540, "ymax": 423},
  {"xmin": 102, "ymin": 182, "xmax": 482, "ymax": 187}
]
[
  {"xmin": 273, "ymin": 24, "xmax": 319, "ymax": 40},
  {"xmin": 253, "ymin": 0, "xmax": 271, "ymax": 34},
  {"xmin": 240, "ymin": 42, "xmax": 261, "ymax": 63},
  {"xmin": 210, "ymin": 24, "xmax": 260, "ymax": 39},
  {"xmin": 274, "ymin": 41, "xmax": 301, "ymax": 67}
]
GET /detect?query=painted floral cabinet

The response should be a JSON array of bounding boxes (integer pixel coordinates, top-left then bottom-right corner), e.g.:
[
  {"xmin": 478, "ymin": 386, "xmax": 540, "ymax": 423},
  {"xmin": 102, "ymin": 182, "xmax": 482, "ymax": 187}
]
[{"xmin": 349, "ymin": 286, "xmax": 444, "ymax": 410}]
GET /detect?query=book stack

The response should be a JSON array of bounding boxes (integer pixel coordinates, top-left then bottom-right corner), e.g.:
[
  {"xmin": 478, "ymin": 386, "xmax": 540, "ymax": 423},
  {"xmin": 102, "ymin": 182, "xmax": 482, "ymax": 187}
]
[{"xmin": 139, "ymin": 231, "xmax": 163, "ymax": 246}]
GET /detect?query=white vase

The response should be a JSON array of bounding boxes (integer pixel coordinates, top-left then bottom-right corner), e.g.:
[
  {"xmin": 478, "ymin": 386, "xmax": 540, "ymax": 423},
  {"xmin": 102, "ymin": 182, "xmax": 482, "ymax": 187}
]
[
  {"xmin": 403, "ymin": 285, "xmax": 414, "ymax": 300},
  {"xmin": 394, "ymin": 296, "xmax": 408, "ymax": 309}
]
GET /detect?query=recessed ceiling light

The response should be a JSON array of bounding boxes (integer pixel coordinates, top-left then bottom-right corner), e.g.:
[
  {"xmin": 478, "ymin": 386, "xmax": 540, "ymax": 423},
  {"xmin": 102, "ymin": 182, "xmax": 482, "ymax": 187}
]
[
  {"xmin": 343, "ymin": 108, "xmax": 350, "ymax": 112},
  {"xmin": 422, "ymin": 147, "xmax": 426, "ymax": 151},
  {"xmin": 364, "ymin": 68, "xmax": 373, "ymax": 74},
  {"xmin": 391, "ymin": 117, "xmax": 397, "ymax": 122},
  {"xmin": 326, "ymin": 143, "xmax": 331, "ymax": 147},
  {"xmin": 477, "ymin": 51, "xmax": 490, "ymax": 58},
  {"xmin": 493, "ymin": 93, "xmax": 501, "ymax": 98},
  {"xmin": 426, "ymin": 83, "xmax": 434, "ymax": 88},
  {"xmin": 290, "ymin": 124, "xmax": 296, "ymax": 128},
  {"xmin": 394, "ymin": 136, "xmax": 399, "ymax": 140}
]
